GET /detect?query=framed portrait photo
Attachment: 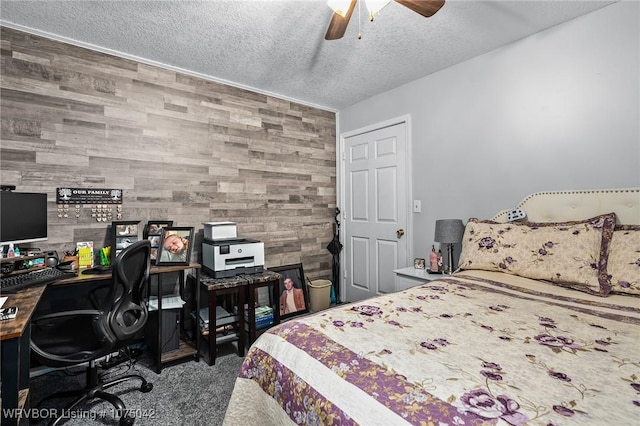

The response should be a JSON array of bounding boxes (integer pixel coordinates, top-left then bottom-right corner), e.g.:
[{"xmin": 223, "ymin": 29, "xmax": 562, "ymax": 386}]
[
  {"xmin": 270, "ymin": 263, "xmax": 309, "ymax": 320},
  {"xmin": 156, "ymin": 226, "xmax": 194, "ymax": 266}
]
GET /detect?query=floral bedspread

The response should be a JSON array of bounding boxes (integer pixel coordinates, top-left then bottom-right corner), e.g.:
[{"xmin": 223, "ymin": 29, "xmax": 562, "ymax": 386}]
[{"xmin": 223, "ymin": 271, "xmax": 640, "ymax": 426}]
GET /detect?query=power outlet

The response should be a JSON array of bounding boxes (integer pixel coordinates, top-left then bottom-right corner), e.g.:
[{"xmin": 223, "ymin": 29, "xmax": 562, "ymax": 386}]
[{"xmin": 413, "ymin": 200, "xmax": 421, "ymax": 213}]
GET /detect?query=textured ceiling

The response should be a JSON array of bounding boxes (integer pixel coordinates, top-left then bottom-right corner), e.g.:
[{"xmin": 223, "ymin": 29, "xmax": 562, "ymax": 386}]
[{"xmin": 0, "ymin": 0, "xmax": 615, "ymax": 111}]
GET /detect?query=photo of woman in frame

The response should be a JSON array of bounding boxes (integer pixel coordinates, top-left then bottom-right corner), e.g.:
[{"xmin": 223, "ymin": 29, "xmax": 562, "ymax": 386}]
[{"xmin": 156, "ymin": 227, "xmax": 193, "ymax": 266}]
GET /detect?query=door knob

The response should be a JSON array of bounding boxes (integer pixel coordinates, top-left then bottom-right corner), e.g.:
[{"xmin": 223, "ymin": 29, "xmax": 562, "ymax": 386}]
[{"xmin": 396, "ymin": 229, "xmax": 405, "ymax": 238}]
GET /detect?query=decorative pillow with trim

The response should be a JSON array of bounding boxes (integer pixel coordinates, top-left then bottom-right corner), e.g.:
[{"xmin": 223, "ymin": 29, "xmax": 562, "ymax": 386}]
[
  {"xmin": 607, "ymin": 225, "xmax": 640, "ymax": 295},
  {"xmin": 458, "ymin": 213, "xmax": 617, "ymax": 296}
]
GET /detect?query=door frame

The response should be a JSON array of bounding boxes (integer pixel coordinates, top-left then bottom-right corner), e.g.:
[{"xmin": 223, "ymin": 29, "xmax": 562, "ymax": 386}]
[{"xmin": 336, "ymin": 114, "xmax": 414, "ymax": 301}]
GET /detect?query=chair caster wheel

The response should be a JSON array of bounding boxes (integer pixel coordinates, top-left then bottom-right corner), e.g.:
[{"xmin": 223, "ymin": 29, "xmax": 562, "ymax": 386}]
[
  {"xmin": 119, "ymin": 415, "xmax": 135, "ymax": 426},
  {"xmin": 140, "ymin": 383, "xmax": 153, "ymax": 392}
]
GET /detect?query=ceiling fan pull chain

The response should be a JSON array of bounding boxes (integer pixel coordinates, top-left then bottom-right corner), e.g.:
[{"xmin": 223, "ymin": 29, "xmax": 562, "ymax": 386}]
[{"xmin": 358, "ymin": 0, "xmax": 362, "ymax": 39}]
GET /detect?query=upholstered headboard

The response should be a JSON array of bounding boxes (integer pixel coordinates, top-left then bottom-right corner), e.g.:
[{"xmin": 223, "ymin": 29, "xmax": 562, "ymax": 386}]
[{"xmin": 493, "ymin": 188, "xmax": 639, "ymax": 224}]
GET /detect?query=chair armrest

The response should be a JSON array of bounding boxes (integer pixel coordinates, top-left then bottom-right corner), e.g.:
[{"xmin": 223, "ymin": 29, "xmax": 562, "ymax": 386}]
[{"xmin": 32, "ymin": 309, "xmax": 102, "ymax": 324}]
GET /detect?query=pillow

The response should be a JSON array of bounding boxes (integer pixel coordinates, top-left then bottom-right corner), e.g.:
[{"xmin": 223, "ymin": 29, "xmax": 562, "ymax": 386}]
[
  {"xmin": 607, "ymin": 225, "xmax": 640, "ymax": 295},
  {"xmin": 458, "ymin": 213, "xmax": 617, "ymax": 296}
]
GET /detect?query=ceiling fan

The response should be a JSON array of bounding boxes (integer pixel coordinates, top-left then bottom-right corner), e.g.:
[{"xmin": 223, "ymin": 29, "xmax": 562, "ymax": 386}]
[{"xmin": 325, "ymin": 0, "xmax": 445, "ymax": 40}]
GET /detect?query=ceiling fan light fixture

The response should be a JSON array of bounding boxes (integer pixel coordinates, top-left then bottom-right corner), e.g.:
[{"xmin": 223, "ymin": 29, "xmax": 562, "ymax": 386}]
[
  {"xmin": 327, "ymin": 0, "xmax": 353, "ymax": 17},
  {"xmin": 364, "ymin": 0, "xmax": 392, "ymax": 20},
  {"xmin": 325, "ymin": 0, "xmax": 445, "ymax": 41}
]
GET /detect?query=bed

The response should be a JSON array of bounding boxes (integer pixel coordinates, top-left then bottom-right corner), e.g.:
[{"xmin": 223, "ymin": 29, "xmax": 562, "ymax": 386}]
[{"xmin": 224, "ymin": 188, "xmax": 640, "ymax": 426}]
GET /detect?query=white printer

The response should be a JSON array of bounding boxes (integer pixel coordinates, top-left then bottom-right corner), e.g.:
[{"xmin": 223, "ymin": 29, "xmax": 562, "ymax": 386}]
[{"xmin": 201, "ymin": 222, "xmax": 264, "ymax": 278}]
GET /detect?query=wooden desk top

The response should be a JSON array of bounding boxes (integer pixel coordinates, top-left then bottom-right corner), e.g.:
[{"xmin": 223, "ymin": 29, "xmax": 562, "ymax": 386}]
[
  {"xmin": 0, "ymin": 285, "xmax": 46, "ymax": 340},
  {"xmin": 152, "ymin": 263, "xmax": 201, "ymax": 274},
  {"xmin": 53, "ymin": 262, "xmax": 202, "ymax": 285},
  {"xmin": 0, "ymin": 263, "xmax": 202, "ymax": 338}
]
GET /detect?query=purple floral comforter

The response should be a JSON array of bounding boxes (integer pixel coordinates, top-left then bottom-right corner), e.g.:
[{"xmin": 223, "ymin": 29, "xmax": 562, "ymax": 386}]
[{"xmin": 224, "ymin": 271, "xmax": 639, "ymax": 426}]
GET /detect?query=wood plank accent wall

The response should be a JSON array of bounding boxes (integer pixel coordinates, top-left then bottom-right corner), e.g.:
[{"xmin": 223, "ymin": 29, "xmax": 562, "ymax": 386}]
[{"xmin": 0, "ymin": 27, "xmax": 337, "ymax": 280}]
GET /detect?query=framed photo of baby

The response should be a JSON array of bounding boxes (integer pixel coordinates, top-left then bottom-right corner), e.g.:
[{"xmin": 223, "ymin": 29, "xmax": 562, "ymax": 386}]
[
  {"xmin": 270, "ymin": 263, "xmax": 309, "ymax": 320},
  {"xmin": 156, "ymin": 227, "xmax": 193, "ymax": 266}
]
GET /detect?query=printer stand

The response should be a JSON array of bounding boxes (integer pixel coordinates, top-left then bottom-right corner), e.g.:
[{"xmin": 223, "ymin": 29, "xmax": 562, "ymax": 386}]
[
  {"xmin": 197, "ymin": 273, "xmax": 246, "ymax": 365},
  {"xmin": 197, "ymin": 270, "xmax": 281, "ymax": 365},
  {"xmin": 244, "ymin": 271, "xmax": 281, "ymax": 345}
]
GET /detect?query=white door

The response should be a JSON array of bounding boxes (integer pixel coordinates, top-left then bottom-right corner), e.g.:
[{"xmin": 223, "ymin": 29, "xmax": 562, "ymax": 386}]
[{"xmin": 343, "ymin": 121, "xmax": 409, "ymax": 302}]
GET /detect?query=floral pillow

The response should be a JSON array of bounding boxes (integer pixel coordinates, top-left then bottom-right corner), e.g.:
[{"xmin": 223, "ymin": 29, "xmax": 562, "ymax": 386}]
[
  {"xmin": 458, "ymin": 213, "xmax": 617, "ymax": 296},
  {"xmin": 607, "ymin": 225, "xmax": 640, "ymax": 295}
]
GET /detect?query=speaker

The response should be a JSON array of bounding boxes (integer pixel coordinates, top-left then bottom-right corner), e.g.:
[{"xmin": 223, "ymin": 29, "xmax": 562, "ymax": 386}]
[
  {"xmin": 45, "ymin": 251, "xmax": 59, "ymax": 267},
  {"xmin": 1, "ymin": 262, "xmax": 14, "ymax": 274}
]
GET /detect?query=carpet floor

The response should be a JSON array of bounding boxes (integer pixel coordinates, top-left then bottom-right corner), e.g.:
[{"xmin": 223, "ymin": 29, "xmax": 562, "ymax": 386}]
[{"xmin": 28, "ymin": 343, "xmax": 245, "ymax": 426}]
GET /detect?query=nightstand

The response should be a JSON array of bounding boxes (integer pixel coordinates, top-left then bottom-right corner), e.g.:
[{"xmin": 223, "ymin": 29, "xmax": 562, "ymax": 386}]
[{"xmin": 393, "ymin": 266, "xmax": 442, "ymax": 291}]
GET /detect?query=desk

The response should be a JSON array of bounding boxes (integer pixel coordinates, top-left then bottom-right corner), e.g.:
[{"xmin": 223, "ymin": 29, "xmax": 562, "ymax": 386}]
[
  {"xmin": 53, "ymin": 263, "xmax": 202, "ymax": 373},
  {"xmin": 1, "ymin": 285, "xmax": 46, "ymax": 426},
  {"xmin": 0, "ymin": 263, "xmax": 201, "ymax": 424},
  {"xmin": 197, "ymin": 270, "xmax": 281, "ymax": 365}
]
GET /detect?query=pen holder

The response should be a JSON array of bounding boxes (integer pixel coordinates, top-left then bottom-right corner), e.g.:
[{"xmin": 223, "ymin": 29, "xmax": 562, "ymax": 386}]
[
  {"xmin": 62, "ymin": 255, "xmax": 79, "ymax": 271},
  {"xmin": 99, "ymin": 247, "xmax": 111, "ymax": 266}
]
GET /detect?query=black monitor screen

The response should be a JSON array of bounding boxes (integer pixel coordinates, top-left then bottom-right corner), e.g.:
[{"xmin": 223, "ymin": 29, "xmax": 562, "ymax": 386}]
[{"xmin": 0, "ymin": 191, "xmax": 48, "ymax": 246}]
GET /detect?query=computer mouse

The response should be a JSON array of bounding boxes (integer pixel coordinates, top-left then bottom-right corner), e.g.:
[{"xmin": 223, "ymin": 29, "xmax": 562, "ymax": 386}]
[{"xmin": 81, "ymin": 266, "xmax": 112, "ymax": 275}]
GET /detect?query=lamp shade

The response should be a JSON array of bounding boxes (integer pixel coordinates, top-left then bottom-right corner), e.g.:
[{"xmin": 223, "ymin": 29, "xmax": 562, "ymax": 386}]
[{"xmin": 434, "ymin": 219, "xmax": 465, "ymax": 244}]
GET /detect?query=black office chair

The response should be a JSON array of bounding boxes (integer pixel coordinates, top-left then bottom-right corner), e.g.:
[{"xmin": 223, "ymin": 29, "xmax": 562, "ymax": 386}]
[{"xmin": 31, "ymin": 240, "xmax": 153, "ymax": 426}]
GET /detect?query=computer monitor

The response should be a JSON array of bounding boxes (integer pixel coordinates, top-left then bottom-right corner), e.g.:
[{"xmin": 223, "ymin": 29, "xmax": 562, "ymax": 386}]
[{"xmin": 0, "ymin": 191, "xmax": 48, "ymax": 246}]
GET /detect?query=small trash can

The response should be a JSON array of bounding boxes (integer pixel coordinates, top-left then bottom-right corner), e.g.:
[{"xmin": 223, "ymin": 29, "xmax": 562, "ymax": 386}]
[{"xmin": 308, "ymin": 279, "xmax": 332, "ymax": 312}]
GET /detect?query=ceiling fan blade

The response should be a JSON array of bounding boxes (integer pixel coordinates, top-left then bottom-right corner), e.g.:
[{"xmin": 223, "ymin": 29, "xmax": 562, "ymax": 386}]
[
  {"xmin": 325, "ymin": 0, "xmax": 357, "ymax": 40},
  {"xmin": 395, "ymin": 0, "xmax": 445, "ymax": 18}
]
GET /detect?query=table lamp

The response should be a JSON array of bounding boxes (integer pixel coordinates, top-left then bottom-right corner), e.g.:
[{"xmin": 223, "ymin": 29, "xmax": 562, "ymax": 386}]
[{"xmin": 434, "ymin": 219, "xmax": 465, "ymax": 275}]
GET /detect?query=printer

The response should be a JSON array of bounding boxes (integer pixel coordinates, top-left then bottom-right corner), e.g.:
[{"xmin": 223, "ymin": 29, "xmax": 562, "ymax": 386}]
[{"xmin": 201, "ymin": 222, "xmax": 264, "ymax": 278}]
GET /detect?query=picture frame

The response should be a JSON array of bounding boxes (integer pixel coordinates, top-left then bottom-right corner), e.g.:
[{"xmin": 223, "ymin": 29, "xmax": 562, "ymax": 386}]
[
  {"xmin": 143, "ymin": 220, "xmax": 174, "ymax": 238},
  {"xmin": 269, "ymin": 263, "xmax": 309, "ymax": 320},
  {"xmin": 111, "ymin": 220, "xmax": 140, "ymax": 264},
  {"xmin": 144, "ymin": 220, "xmax": 174, "ymax": 261},
  {"xmin": 156, "ymin": 226, "xmax": 194, "ymax": 266}
]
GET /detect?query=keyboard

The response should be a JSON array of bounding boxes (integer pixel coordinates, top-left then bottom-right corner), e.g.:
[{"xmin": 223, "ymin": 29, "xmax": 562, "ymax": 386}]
[{"xmin": 0, "ymin": 267, "xmax": 76, "ymax": 293}]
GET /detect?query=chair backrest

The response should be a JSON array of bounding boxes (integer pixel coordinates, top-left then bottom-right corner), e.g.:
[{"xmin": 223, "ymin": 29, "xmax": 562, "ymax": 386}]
[{"xmin": 102, "ymin": 240, "xmax": 151, "ymax": 342}]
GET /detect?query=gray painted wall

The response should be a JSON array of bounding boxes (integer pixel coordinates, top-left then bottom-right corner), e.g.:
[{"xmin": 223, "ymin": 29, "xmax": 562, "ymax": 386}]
[{"xmin": 337, "ymin": 1, "xmax": 639, "ymax": 266}]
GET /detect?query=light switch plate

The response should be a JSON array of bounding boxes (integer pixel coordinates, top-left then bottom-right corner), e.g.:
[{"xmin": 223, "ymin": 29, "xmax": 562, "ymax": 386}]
[{"xmin": 413, "ymin": 200, "xmax": 421, "ymax": 213}]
